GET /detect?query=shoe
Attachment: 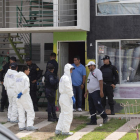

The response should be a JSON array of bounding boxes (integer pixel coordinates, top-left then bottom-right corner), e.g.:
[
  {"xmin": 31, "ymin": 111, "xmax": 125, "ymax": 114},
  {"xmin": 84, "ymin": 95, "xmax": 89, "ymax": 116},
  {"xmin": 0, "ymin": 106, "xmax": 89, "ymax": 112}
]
[
  {"xmin": 48, "ymin": 118, "xmax": 56, "ymax": 122},
  {"xmin": 62, "ymin": 132, "xmax": 73, "ymax": 135},
  {"xmin": 86, "ymin": 121, "xmax": 97, "ymax": 125},
  {"xmin": 26, "ymin": 126, "xmax": 39, "ymax": 131},
  {"xmin": 7, "ymin": 118, "xmax": 10, "ymax": 122},
  {"xmin": 52, "ymin": 113, "xmax": 58, "ymax": 121},
  {"xmin": 111, "ymin": 110, "xmax": 115, "ymax": 115},
  {"xmin": 0, "ymin": 108, "xmax": 4, "ymax": 112},
  {"xmin": 103, "ymin": 116, "xmax": 108, "ymax": 124},
  {"xmin": 73, "ymin": 109, "xmax": 76, "ymax": 112},
  {"xmin": 10, "ymin": 120, "xmax": 19, "ymax": 123},
  {"xmin": 77, "ymin": 108, "xmax": 82, "ymax": 112},
  {"xmin": 55, "ymin": 130, "xmax": 61, "ymax": 135},
  {"xmin": 19, "ymin": 127, "xmax": 26, "ymax": 131}
]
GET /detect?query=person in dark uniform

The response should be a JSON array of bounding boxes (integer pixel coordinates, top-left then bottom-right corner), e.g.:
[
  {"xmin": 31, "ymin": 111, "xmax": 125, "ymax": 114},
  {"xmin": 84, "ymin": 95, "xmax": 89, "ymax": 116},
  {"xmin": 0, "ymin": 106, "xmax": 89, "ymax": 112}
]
[
  {"xmin": 25, "ymin": 57, "xmax": 42, "ymax": 112},
  {"xmin": 0, "ymin": 56, "xmax": 17, "ymax": 112},
  {"xmin": 46, "ymin": 53, "xmax": 58, "ymax": 76},
  {"xmin": 45, "ymin": 63, "xmax": 59, "ymax": 122},
  {"xmin": 100, "ymin": 55, "xmax": 119, "ymax": 115}
]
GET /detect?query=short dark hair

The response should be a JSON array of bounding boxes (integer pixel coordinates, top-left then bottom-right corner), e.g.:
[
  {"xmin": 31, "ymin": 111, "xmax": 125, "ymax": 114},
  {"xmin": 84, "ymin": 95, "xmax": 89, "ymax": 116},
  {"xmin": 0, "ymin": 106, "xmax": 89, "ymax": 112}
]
[
  {"xmin": 74, "ymin": 55, "xmax": 80, "ymax": 60},
  {"xmin": 50, "ymin": 53, "xmax": 56, "ymax": 57},
  {"xmin": 22, "ymin": 65, "xmax": 29, "ymax": 72},
  {"xmin": 11, "ymin": 67, "xmax": 17, "ymax": 70}
]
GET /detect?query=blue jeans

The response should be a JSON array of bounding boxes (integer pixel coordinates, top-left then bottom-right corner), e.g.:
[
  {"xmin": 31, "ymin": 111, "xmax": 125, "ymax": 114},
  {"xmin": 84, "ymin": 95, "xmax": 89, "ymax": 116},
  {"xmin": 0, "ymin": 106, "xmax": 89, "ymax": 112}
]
[{"xmin": 73, "ymin": 86, "xmax": 82, "ymax": 109}]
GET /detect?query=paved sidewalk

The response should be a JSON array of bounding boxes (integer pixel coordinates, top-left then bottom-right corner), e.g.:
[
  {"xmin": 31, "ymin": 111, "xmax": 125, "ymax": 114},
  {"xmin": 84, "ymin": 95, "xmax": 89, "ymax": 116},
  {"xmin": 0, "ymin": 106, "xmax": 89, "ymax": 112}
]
[
  {"xmin": 3, "ymin": 122, "xmax": 17, "ymax": 128},
  {"xmin": 65, "ymin": 119, "xmax": 103, "ymax": 140},
  {"xmin": 16, "ymin": 120, "xmax": 52, "ymax": 138},
  {"xmin": 105, "ymin": 119, "xmax": 140, "ymax": 140}
]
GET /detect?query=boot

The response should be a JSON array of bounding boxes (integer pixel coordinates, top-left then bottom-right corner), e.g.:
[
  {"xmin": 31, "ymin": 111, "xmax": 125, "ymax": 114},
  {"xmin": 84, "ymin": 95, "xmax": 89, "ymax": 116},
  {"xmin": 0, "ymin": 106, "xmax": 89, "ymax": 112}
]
[
  {"xmin": 110, "ymin": 106, "xmax": 115, "ymax": 115},
  {"xmin": 103, "ymin": 116, "xmax": 108, "ymax": 124},
  {"xmin": 48, "ymin": 114, "xmax": 56, "ymax": 122},
  {"xmin": 52, "ymin": 113, "xmax": 58, "ymax": 121},
  {"xmin": 26, "ymin": 126, "xmax": 38, "ymax": 131}
]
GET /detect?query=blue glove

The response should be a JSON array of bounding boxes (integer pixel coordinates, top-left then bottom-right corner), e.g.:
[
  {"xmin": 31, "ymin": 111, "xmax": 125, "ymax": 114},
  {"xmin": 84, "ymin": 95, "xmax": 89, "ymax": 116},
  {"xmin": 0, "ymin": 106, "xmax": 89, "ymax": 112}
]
[
  {"xmin": 72, "ymin": 96, "xmax": 76, "ymax": 104},
  {"xmin": 17, "ymin": 92, "xmax": 23, "ymax": 99}
]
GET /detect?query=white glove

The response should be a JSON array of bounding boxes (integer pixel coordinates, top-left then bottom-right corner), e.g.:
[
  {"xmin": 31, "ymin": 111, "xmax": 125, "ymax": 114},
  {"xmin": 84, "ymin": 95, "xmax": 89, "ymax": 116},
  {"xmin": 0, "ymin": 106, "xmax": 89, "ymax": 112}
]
[{"xmin": 42, "ymin": 76, "xmax": 45, "ymax": 83}]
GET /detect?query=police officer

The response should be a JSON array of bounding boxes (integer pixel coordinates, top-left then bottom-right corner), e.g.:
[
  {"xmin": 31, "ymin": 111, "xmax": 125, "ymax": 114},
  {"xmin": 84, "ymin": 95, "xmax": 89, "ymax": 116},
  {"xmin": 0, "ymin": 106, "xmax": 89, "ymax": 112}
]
[
  {"xmin": 25, "ymin": 57, "xmax": 42, "ymax": 112},
  {"xmin": 45, "ymin": 63, "xmax": 59, "ymax": 122},
  {"xmin": 46, "ymin": 53, "xmax": 58, "ymax": 76},
  {"xmin": 0, "ymin": 56, "xmax": 16, "ymax": 112},
  {"xmin": 100, "ymin": 55, "xmax": 119, "ymax": 115}
]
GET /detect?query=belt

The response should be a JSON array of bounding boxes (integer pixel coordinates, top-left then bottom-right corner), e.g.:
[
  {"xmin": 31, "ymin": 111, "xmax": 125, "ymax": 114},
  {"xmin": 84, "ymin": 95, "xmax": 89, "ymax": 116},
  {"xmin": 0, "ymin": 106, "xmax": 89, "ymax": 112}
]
[{"xmin": 103, "ymin": 82, "xmax": 112, "ymax": 86}]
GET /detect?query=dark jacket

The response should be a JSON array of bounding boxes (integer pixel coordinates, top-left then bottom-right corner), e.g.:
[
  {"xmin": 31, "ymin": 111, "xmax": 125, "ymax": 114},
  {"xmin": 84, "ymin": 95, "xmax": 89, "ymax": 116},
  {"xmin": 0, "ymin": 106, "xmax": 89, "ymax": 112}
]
[{"xmin": 100, "ymin": 61, "xmax": 119, "ymax": 85}]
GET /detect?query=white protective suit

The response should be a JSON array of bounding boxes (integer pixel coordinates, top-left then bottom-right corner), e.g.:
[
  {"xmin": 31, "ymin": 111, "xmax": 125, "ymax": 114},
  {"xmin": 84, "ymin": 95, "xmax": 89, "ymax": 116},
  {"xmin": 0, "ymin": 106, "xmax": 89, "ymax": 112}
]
[
  {"xmin": 15, "ymin": 72, "xmax": 35, "ymax": 128},
  {"xmin": 3, "ymin": 69, "xmax": 18, "ymax": 121},
  {"xmin": 56, "ymin": 63, "xmax": 74, "ymax": 132}
]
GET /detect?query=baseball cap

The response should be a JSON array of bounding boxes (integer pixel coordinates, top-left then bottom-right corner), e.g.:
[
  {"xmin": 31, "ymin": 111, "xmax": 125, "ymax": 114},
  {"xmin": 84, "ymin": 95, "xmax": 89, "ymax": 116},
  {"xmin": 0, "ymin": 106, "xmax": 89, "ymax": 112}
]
[
  {"xmin": 25, "ymin": 57, "xmax": 31, "ymax": 62},
  {"xmin": 86, "ymin": 61, "xmax": 96, "ymax": 66},
  {"xmin": 10, "ymin": 62, "xmax": 17, "ymax": 69},
  {"xmin": 101, "ymin": 55, "xmax": 110, "ymax": 60},
  {"xmin": 10, "ymin": 56, "xmax": 16, "ymax": 62},
  {"xmin": 47, "ymin": 63, "xmax": 55, "ymax": 70}
]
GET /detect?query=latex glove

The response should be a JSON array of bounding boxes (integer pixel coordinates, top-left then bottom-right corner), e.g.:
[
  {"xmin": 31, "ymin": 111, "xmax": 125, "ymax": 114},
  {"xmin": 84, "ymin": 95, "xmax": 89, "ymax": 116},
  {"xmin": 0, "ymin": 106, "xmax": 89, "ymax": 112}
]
[
  {"xmin": 72, "ymin": 96, "xmax": 76, "ymax": 104},
  {"xmin": 42, "ymin": 76, "xmax": 45, "ymax": 83},
  {"xmin": 17, "ymin": 92, "xmax": 23, "ymax": 99}
]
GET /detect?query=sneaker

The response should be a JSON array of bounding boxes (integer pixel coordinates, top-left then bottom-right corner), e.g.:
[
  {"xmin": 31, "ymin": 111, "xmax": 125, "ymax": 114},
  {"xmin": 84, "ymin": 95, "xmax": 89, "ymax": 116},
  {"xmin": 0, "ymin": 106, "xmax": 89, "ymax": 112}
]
[
  {"xmin": 10, "ymin": 120, "xmax": 18, "ymax": 123},
  {"xmin": 26, "ymin": 126, "xmax": 39, "ymax": 131},
  {"xmin": 86, "ymin": 121, "xmax": 97, "ymax": 125},
  {"xmin": 19, "ymin": 127, "xmax": 26, "ymax": 131},
  {"xmin": 77, "ymin": 108, "xmax": 82, "ymax": 112},
  {"xmin": 103, "ymin": 116, "xmax": 108, "ymax": 124},
  {"xmin": 7, "ymin": 118, "xmax": 10, "ymax": 122},
  {"xmin": 62, "ymin": 132, "xmax": 73, "ymax": 135},
  {"xmin": 73, "ymin": 109, "xmax": 76, "ymax": 112},
  {"xmin": 55, "ymin": 130, "xmax": 61, "ymax": 135}
]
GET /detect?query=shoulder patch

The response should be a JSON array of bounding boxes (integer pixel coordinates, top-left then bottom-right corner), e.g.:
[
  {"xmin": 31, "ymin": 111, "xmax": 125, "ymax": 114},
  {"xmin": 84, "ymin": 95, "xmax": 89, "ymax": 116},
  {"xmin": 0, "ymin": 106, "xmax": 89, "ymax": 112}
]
[
  {"xmin": 36, "ymin": 68, "xmax": 39, "ymax": 71},
  {"xmin": 116, "ymin": 70, "xmax": 118, "ymax": 74}
]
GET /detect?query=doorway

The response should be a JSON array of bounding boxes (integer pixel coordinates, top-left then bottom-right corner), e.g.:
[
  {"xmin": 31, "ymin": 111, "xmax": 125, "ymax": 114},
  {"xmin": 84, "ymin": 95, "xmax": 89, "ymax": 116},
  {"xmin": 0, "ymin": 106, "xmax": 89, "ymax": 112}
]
[{"xmin": 58, "ymin": 41, "xmax": 85, "ymax": 109}]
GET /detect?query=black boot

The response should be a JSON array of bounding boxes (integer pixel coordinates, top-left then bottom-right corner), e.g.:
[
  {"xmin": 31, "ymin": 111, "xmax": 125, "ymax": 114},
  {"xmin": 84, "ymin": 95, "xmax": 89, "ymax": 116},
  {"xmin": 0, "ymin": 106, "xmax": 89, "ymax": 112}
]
[
  {"xmin": 110, "ymin": 106, "xmax": 115, "ymax": 115},
  {"xmin": 86, "ymin": 120, "xmax": 97, "ymax": 125},
  {"xmin": 52, "ymin": 113, "xmax": 58, "ymax": 121},
  {"xmin": 48, "ymin": 114, "xmax": 56, "ymax": 122}
]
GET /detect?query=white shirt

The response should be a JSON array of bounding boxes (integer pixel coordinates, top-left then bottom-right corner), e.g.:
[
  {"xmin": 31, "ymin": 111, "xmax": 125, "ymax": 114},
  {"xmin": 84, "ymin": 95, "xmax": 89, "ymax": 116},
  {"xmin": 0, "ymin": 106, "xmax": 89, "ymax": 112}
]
[{"xmin": 87, "ymin": 68, "xmax": 103, "ymax": 93}]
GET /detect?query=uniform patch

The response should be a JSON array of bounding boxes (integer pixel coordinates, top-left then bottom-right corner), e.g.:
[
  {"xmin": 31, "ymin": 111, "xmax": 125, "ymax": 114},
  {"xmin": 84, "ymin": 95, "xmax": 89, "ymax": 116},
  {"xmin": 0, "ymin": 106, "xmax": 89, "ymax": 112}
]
[
  {"xmin": 116, "ymin": 70, "xmax": 118, "ymax": 73},
  {"xmin": 36, "ymin": 68, "xmax": 39, "ymax": 71}
]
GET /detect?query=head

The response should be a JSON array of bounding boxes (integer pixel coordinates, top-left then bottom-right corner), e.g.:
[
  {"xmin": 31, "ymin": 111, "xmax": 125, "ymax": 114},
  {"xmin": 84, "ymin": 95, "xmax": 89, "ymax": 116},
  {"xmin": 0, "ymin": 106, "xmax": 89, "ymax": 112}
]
[
  {"xmin": 102, "ymin": 55, "xmax": 110, "ymax": 65},
  {"xmin": 47, "ymin": 63, "xmax": 55, "ymax": 73},
  {"xmin": 25, "ymin": 57, "xmax": 32, "ymax": 66},
  {"xmin": 64, "ymin": 63, "xmax": 74, "ymax": 76},
  {"xmin": 50, "ymin": 53, "xmax": 56, "ymax": 60},
  {"xmin": 86, "ymin": 61, "xmax": 96, "ymax": 71},
  {"xmin": 22, "ymin": 65, "xmax": 30, "ymax": 76},
  {"xmin": 10, "ymin": 56, "xmax": 16, "ymax": 64},
  {"xmin": 10, "ymin": 63, "xmax": 18, "ymax": 71},
  {"xmin": 74, "ymin": 55, "xmax": 80, "ymax": 66}
]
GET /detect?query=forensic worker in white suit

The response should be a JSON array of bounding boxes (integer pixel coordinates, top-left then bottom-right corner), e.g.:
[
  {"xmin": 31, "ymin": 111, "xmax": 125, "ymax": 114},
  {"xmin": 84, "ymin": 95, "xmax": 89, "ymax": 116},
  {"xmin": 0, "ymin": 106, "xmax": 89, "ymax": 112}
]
[
  {"xmin": 16, "ymin": 65, "xmax": 38, "ymax": 131},
  {"xmin": 55, "ymin": 63, "xmax": 75, "ymax": 136}
]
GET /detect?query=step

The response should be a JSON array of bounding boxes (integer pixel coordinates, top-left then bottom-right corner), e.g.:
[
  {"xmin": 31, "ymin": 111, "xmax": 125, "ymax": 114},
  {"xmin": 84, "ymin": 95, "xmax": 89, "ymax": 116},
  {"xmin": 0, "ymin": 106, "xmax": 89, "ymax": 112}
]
[
  {"xmin": 31, "ymin": 1, "xmax": 53, "ymax": 5},
  {"xmin": 0, "ymin": 47, "xmax": 24, "ymax": 50},
  {"xmin": 26, "ymin": 19, "xmax": 53, "ymax": 23},
  {"xmin": 23, "ymin": 24, "xmax": 53, "ymax": 27},
  {"xmin": 30, "ymin": 10, "xmax": 53, "ymax": 15},
  {"xmin": 30, "ymin": 5, "xmax": 53, "ymax": 9}
]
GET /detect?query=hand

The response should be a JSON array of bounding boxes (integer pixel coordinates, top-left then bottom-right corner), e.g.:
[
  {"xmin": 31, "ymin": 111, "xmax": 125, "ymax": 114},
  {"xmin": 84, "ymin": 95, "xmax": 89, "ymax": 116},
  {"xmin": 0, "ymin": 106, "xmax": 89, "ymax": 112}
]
[
  {"xmin": 84, "ymin": 92, "xmax": 88, "ymax": 99},
  {"xmin": 100, "ymin": 91, "xmax": 104, "ymax": 98},
  {"xmin": 72, "ymin": 96, "xmax": 76, "ymax": 104},
  {"xmin": 1, "ymin": 81, "xmax": 3, "ymax": 85},
  {"xmin": 111, "ymin": 84, "xmax": 115, "ymax": 89},
  {"xmin": 32, "ymin": 80, "xmax": 37, "ymax": 83},
  {"xmin": 17, "ymin": 92, "xmax": 23, "ymax": 99},
  {"xmin": 81, "ymin": 84, "xmax": 84, "ymax": 90}
]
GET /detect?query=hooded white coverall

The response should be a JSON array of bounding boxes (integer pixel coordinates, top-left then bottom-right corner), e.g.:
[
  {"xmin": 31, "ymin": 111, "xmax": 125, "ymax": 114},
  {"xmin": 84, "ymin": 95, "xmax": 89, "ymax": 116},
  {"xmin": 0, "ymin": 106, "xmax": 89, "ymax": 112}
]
[
  {"xmin": 4, "ymin": 69, "xmax": 18, "ymax": 121},
  {"xmin": 56, "ymin": 63, "xmax": 74, "ymax": 132},
  {"xmin": 15, "ymin": 72, "xmax": 35, "ymax": 128}
]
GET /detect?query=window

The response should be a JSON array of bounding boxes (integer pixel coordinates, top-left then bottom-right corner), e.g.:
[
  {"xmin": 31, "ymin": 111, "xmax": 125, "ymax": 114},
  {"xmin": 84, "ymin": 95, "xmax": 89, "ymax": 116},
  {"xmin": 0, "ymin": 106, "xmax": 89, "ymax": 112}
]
[
  {"xmin": 96, "ymin": 0, "xmax": 140, "ymax": 16},
  {"xmin": 44, "ymin": 43, "xmax": 53, "ymax": 62},
  {"xmin": 97, "ymin": 40, "xmax": 140, "ymax": 85}
]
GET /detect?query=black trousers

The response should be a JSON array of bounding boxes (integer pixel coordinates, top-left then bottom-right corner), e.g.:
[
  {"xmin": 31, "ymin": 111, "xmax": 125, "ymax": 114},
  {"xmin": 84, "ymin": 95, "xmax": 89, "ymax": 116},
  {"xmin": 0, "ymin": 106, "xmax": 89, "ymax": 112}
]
[
  {"xmin": 88, "ymin": 90, "xmax": 107, "ymax": 123},
  {"xmin": 1, "ymin": 85, "xmax": 8, "ymax": 110},
  {"xmin": 102, "ymin": 85, "xmax": 114, "ymax": 109},
  {"xmin": 45, "ymin": 88, "xmax": 56, "ymax": 115},
  {"xmin": 30, "ymin": 83, "xmax": 38, "ymax": 111}
]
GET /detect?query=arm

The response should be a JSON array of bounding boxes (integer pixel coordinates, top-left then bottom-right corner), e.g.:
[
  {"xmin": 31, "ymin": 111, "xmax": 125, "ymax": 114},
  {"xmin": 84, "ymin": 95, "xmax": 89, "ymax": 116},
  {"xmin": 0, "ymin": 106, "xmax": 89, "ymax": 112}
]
[
  {"xmin": 65, "ymin": 78, "xmax": 73, "ymax": 97},
  {"xmin": 81, "ymin": 66, "xmax": 86, "ymax": 89},
  {"xmin": 0, "ymin": 69, "xmax": 4, "ymax": 83},
  {"xmin": 22, "ymin": 79, "xmax": 29, "ymax": 94},
  {"xmin": 84, "ymin": 89, "xmax": 88, "ymax": 98},
  {"xmin": 36, "ymin": 65, "xmax": 42, "ymax": 81},
  {"xmin": 99, "ymin": 80, "xmax": 104, "ymax": 98},
  {"xmin": 49, "ymin": 75, "xmax": 59, "ymax": 85},
  {"xmin": 112, "ymin": 66, "xmax": 119, "ymax": 85}
]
